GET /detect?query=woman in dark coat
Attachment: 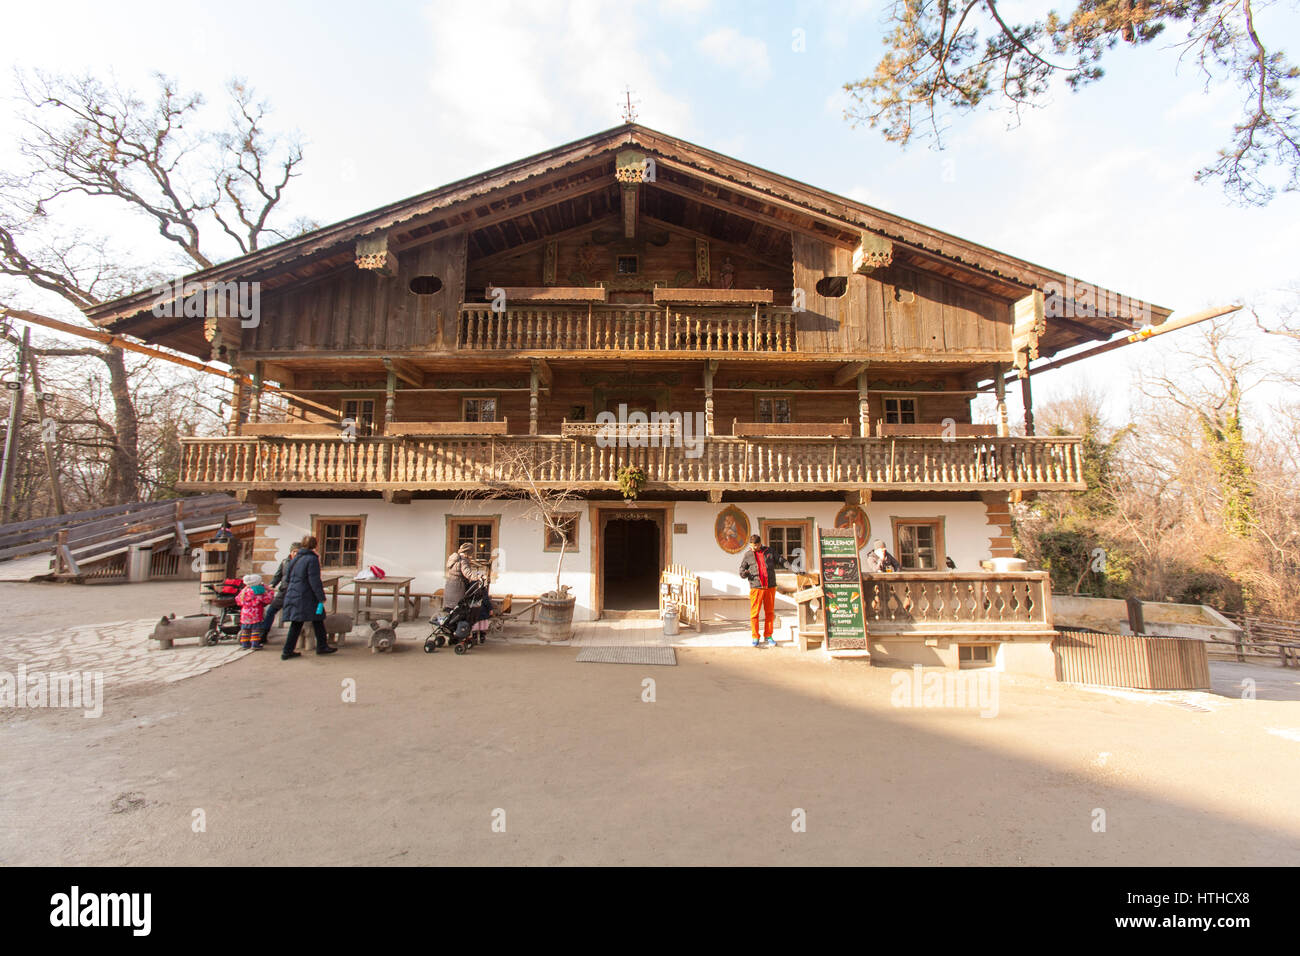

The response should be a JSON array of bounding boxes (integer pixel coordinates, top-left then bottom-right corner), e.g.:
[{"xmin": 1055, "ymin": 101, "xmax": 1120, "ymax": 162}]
[{"xmin": 280, "ymin": 535, "xmax": 336, "ymax": 659}]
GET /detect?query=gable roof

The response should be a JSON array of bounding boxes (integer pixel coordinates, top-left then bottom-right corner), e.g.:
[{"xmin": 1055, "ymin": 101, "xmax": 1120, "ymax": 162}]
[{"xmin": 84, "ymin": 123, "xmax": 1172, "ymax": 352}]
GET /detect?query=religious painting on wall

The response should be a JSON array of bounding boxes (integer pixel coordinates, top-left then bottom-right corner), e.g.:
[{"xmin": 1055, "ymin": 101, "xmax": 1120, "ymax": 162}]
[
  {"xmin": 714, "ymin": 505, "xmax": 750, "ymax": 555},
  {"xmin": 833, "ymin": 504, "xmax": 870, "ymax": 552}
]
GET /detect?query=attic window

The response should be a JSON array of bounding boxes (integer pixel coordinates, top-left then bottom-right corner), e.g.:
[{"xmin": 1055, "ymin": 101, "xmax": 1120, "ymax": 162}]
[
  {"xmin": 616, "ymin": 255, "xmax": 638, "ymax": 275},
  {"xmin": 409, "ymin": 275, "xmax": 443, "ymax": 295},
  {"xmin": 816, "ymin": 276, "xmax": 848, "ymax": 298}
]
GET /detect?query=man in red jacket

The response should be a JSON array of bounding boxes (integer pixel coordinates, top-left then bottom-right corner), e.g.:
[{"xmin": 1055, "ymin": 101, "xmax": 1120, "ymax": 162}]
[{"xmin": 739, "ymin": 534, "xmax": 779, "ymax": 647}]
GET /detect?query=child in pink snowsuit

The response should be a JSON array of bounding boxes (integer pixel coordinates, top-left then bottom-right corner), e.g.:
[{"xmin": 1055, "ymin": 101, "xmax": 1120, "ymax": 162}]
[{"xmin": 236, "ymin": 573, "xmax": 274, "ymax": 650}]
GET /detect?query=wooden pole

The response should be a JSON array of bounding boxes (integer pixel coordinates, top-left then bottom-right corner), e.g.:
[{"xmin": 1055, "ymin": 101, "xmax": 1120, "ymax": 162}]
[
  {"xmin": 703, "ymin": 360, "xmax": 717, "ymax": 437},
  {"xmin": 25, "ymin": 348, "xmax": 65, "ymax": 515},
  {"xmin": 857, "ymin": 370, "xmax": 870, "ymax": 437},
  {"xmin": 0, "ymin": 328, "xmax": 29, "ymax": 522},
  {"xmin": 994, "ymin": 368, "xmax": 1008, "ymax": 437},
  {"xmin": 1020, "ymin": 370, "xmax": 1034, "ymax": 436},
  {"xmin": 529, "ymin": 363, "xmax": 539, "ymax": 436},
  {"xmin": 985, "ymin": 304, "xmax": 1243, "ymax": 390}
]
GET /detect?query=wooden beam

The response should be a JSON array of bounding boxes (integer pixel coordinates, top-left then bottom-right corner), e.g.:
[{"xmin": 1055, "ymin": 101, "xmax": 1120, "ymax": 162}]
[
  {"xmin": 531, "ymin": 358, "xmax": 553, "ymax": 388},
  {"xmin": 833, "ymin": 361, "xmax": 870, "ymax": 387},
  {"xmin": 1012, "ymin": 290, "xmax": 1046, "ymax": 361},
  {"xmin": 391, "ymin": 171, "xmax": 616, "ymax": 252},
  {"xmin": 383, "ymin": 357, "xmax": 424, "ymax": 388}
]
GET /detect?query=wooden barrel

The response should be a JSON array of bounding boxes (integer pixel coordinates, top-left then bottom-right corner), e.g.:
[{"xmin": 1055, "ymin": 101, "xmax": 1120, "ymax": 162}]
[
  {"xmin": 199, "ymin": 541, "xmax": 237, "ymax": 598},
  {"xmin": 537, "ymin": 593, "xmax": 576, "ymax": 642}
]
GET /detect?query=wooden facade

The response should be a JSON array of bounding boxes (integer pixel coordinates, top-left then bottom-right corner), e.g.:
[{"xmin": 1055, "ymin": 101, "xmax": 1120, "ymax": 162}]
[{"xmin": 83, "ymin": 123, "xmax": 1169, "ymax": 505}]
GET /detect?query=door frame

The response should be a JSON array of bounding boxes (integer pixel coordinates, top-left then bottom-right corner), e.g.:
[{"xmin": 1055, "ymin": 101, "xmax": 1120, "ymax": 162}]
[{"xmin": 589, "ymin": 501, "xmax": 675, "ymax": 618}]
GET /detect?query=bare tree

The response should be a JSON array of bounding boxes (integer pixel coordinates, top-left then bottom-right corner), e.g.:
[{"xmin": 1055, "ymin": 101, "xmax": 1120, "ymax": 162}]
[
  {"xmin": 846, "ymin": 0, "xmax": 1300, "ymax": 204},
  {"xmin": 454, "ymin": 443, "xmax": 584, "ymax": 598},
  {"xmin": 0, "ymin": 71, "xmax": 307, "ymax": 509}
]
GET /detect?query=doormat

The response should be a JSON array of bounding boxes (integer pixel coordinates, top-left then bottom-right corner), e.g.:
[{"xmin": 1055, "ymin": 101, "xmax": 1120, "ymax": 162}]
[{"xmin": 576, "ymin": 646, "xmax": 677, "ymax": 665}]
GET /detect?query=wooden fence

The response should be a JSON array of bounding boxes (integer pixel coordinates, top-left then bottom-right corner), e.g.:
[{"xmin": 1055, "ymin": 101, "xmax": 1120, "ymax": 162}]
[
  {"xmin": 659, "ymin": 564, "xmax": 700, "ymax": 631},
  {"xmin": 1052, "ymin": 630, "xmax": 1211, "ymax": 690},
  {"xmin": 1215, "ymin": 612, "xmax": 1300, "ymax": 667}
]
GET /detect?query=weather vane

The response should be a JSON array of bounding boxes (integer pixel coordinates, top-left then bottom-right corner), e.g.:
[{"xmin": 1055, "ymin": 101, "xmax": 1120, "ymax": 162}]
[{"xmin": 619, "ymin": 87, "xmax": 639, "ymax": 124}]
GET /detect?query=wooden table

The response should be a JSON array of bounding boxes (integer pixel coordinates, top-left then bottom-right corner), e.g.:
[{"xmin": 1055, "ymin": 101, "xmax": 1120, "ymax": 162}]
[
  {"xmin": 320, "ymin": 575, "xmax": 344, "ymax": 614},
  {"xmin": 351, "ymin": 576, "xmax": 416, "ymax": 624}
]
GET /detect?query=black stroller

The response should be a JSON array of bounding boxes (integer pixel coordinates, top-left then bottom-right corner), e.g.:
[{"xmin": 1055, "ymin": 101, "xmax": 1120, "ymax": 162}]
[{"xmin": 424, "ymin": 579, "xmax": 490, "ymax": 656}]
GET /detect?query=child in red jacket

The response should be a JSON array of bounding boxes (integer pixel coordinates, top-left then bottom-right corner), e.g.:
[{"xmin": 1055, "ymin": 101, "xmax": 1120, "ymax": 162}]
[{"xmin": 235, "ymin": 574, "xmax": 274, "ymax": 650}]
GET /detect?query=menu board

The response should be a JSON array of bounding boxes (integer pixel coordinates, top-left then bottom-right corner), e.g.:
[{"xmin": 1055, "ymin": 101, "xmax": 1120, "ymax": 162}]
[{"xmin": 818, "ymin": 529, "xmax": 867, "ymax": 650}]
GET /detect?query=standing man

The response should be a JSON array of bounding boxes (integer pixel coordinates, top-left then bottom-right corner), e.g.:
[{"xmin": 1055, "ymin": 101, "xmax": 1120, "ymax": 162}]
[{"xmin": 739, "ymin": 533, "xmax": 779, "ymax": 648}]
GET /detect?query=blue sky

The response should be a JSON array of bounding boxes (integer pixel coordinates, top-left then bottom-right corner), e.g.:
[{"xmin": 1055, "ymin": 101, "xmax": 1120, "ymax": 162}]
[{"xmin": 5, "ymin": 0, "xmax": 1299, "ymax": 423}]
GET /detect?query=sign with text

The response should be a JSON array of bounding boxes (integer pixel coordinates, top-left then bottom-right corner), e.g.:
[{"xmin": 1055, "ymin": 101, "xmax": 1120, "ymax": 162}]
[{"xmin": 818, "ymin": 529, "xmax": 867, "ymax": 651}]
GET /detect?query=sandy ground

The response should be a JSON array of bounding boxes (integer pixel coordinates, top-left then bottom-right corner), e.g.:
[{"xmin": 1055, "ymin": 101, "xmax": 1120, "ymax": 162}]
[{"xmin": 1, "ymin": 580, "xmax": 1299, "ymax": 866}]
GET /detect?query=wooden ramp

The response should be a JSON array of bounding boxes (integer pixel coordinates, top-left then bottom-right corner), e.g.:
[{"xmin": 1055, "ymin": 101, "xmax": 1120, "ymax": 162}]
[{"xmin": 0, "ymin": 494, "xmax": 254, "ymax": 582}]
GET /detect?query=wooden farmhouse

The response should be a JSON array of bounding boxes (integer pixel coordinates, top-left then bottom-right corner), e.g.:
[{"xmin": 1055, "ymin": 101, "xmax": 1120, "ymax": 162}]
[{"xmin": 87, "ymin": 124, "xmax": 1170, "ymax": 673}]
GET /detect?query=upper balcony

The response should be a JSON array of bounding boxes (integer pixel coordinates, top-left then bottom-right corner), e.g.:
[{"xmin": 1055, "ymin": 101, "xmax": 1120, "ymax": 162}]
[
  {"xmin": 457, "ymin": 301, "xmax": 798, "ymax": 355},
  {"xmin": 177, "ymin": 433, "xmax": 1084, "ymax": 494}
]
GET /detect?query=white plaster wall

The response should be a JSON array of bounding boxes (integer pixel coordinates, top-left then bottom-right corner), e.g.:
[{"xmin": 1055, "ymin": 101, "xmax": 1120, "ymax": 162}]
[
  {"xmin": 269, "ymin": 497, "xmax": 598, "ymax": 620},
  {"xmin": 267, "ymin": 497, "xmax": 995, "ymax": 622}
]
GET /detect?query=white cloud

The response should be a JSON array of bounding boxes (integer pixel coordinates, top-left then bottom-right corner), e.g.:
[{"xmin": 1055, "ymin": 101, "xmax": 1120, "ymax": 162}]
[
  {"xmin": 695, "ymin": 27, "xmax": 771, "ymax": 86},
  {"xmin": 422, "ymin": 0, "xmax": 693, "ymax": 179}
]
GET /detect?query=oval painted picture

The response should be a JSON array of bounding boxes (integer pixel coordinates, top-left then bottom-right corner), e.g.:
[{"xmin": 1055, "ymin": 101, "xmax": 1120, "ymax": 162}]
[
  {"xmin": 714, "ymin": 505, "xmax": 750, "ymax": 555},
  {"xmin": 833, "ymin": 505, "xmax": 870, "ymax": 552}
]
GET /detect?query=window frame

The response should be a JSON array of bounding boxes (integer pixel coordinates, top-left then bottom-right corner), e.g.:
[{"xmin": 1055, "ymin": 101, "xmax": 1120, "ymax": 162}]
[
  {"xmin": 311, "ymin": 514, "xmax": 367, "ymax": 572},
  {"xmin": 882, "ymin": 395, "xmax": 919, "ymax": 425},
  {"xmin": 445, "ymin": 515, "xmax": 501, "ymax": 579},
  {"xmin": 758, "ymin": 517, "xmax": 814, "ymax": 573},
  {"xmin": 958, "ymin": 644, "xmax": 996, "ymax": 668},
  {"xmin": 754, "ymin": 393, "xmax": 795, "ymax": 424},
  {"xmin": 542, "ymin": 512, "xmax": 582, "ymax": 553},
  {"xmin": 340, "ymin": 396, "xmax": 379, "ymax": 437},
  {"xmin": 461, "ymin": 395, "xmax": 500, "ymax": 423},
  {"xmin": 890, "ymin": 516, "xmax": 946, "ymax": 571}
]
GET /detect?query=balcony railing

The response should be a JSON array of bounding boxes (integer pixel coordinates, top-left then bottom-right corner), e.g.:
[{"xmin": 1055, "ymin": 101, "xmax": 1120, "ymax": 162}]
[
  {"xmin": 457, "ymin": 304, "xmax": 798, "ymax": 352},
  {"xmin": 178, "ymin": 434, "xmax": 1084, "ymax": 492},
  {"xmin": 861, "ymin": 571, "xmax": 1054, "ymax": 636}
]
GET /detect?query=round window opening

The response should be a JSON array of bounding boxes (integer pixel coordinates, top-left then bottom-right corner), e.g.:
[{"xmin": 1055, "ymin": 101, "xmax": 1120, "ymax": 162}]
[
  {"xmin": 409, "ymin": 275, "xmax": 443, "ymax": 295},
  {"xmin": 815, "ymin": 276, "xmax": 849, "ymax": 298}
]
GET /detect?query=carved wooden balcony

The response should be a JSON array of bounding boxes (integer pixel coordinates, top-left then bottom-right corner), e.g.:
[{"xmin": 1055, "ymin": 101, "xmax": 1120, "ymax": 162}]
[
  {"xmin": 456, "ymin": 304, "xmax": 798, "ymax": 353},
  {"xmin": 177, "ymin": 434, "xmax": 1085, "ymax": 493}
]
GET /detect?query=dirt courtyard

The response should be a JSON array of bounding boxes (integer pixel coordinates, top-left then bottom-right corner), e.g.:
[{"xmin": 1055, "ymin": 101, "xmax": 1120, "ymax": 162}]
[{"xmin": 1, "ymin": 580, "xmax": 1298, "ymax": 866}]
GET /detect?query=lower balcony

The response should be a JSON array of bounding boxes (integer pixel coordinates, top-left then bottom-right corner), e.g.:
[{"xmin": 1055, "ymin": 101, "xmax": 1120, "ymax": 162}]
[{"xmin": 177, "ymin": 434, "xmax": 1085, "ymax": 493}]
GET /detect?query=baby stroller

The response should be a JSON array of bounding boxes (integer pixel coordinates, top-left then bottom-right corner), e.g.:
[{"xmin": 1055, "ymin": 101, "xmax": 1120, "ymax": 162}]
[
  {"xmin": 202, "ymin": 578, "xmax": 246, "ymax": 645},
  {"xmin": 424, "ymin": 579, "xmax": 490, "ymax": 656}
]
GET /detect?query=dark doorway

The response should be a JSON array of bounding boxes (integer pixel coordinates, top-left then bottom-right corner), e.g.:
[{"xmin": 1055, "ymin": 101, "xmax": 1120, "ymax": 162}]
[{"xmin": 602, "ymin": 518, "xmax": 661, "ymax": 609}]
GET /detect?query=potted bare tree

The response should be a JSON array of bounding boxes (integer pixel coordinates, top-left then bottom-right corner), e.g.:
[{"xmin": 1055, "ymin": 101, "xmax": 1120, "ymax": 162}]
[{"xmin": 456, "ymin": 443, "xmax": 581, "ymax": 642}]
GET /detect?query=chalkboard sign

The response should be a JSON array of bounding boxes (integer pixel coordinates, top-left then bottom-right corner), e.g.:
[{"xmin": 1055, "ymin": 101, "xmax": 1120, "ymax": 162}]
[{"xmin": 818, "ymin": 529, "xmax": 868, "ymax": 651}]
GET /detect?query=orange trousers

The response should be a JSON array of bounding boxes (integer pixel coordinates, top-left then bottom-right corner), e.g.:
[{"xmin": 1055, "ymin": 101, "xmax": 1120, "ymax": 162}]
[{"xmin": 749, "ymin": 587, "xmax": 776, "ymax": 640}]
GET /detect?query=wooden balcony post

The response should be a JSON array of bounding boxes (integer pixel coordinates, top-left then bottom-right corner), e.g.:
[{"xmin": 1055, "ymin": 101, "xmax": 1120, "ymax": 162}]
[
  {"xmin": 995, "ymin": 369, "xmax": 1009, "ymax": 437},
  {"xmin": 1020, "ymin": 368, "xmax": 1035, "ymax": 436},
  {"xmin": 703, "ymin": 360, "xmax": 717, "ymax": 436},
  {"xmin": 226, "ymin": 349, "xmax": 243, "ymax": 437},
  {"xmin": 529, "ymin": 361, "xmax": 540, "ymax": 436},
  {"xmin": 385, "ymin": 366, "xmax": 397, "ymax": 429},
  {"xmin": 857, "ymin": 371, "xmax": 870, "ymax": 437},
  {"xmin": 249, "ymin": 361, "xmax": 263, "ymax": 424}
]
